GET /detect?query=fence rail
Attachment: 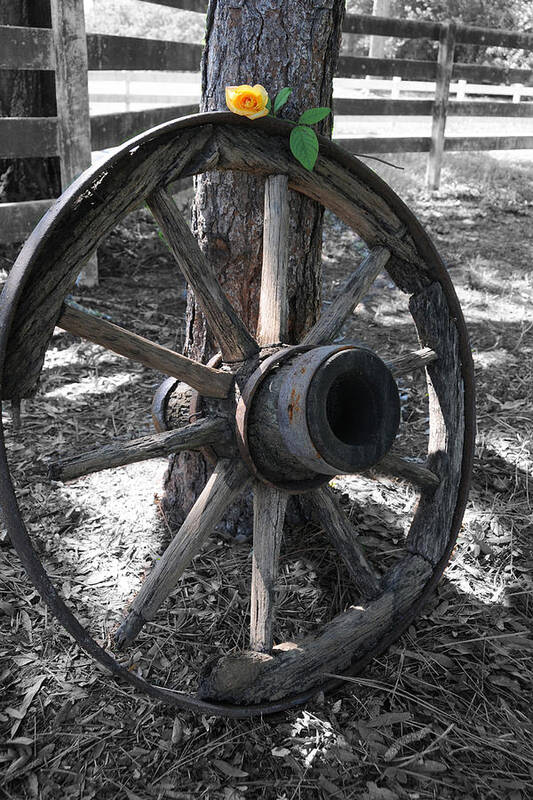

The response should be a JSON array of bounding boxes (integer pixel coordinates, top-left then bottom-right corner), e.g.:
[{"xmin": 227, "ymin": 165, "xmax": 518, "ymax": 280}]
[{"xmin": 2, "ymin": 4, "xmax": 533, "ymax": 247}]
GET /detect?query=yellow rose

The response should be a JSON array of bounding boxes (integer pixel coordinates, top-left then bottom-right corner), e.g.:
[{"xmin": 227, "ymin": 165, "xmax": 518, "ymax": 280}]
[{"xmin": 225, "ymin": 84, "xmax": 269, "ymax": 119}]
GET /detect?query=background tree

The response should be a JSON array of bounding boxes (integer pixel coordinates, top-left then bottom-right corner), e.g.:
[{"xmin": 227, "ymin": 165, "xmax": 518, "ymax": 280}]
[{"xmin": 162, "ymin": 0, "xmax": 346, "ymax": 531}]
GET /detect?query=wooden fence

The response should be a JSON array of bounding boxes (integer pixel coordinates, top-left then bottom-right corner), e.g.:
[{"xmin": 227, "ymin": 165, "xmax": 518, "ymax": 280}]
[{"xmin": 1, "ymin": 0, "xmax": 533, "ymax": 250}]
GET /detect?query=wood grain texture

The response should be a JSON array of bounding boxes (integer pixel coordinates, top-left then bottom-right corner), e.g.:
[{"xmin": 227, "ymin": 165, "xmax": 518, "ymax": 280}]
[
  {"xmin": 51, "ymin": 0, "xmax": 97, "ymax": 287},
  {"xmin": 86, "ymin": 34, "xmax": 202, "ymax": 72},
  {"xmin": 49, "ymin": 417, "xmax": 230, "ymax": 481},
  {"xmin": 256, "ymin": 175, "xmax": 289, "ymax": 346},
  {"xmin": 302, "ymin": 487, "xmax": 381, "ymax": 599},
  {"xmin": 198, "ymin": 554, "xmax": 432, "ymax": 703},
  {"xmin": 366, "ymin": 452, "xmax": 440, "ymax": 490},
  {"xmin": 406, "ymin": 281, "xmax": 465, "ymax": 564},
  {"xmin": 147, "ymin": 188, "xmax": 259, "ymax": 362},
  {"xmin": 387, "ymin": 347, "xmax": 437, "ymax": 377},
  {"xmin": 115, "ymin": 459, "xmax": 251, "ymax": 646},
  {"xmin": 302, "ymin": 246, "xmax": 391, "ymax": 345},
  {"xmin": 427, "ymin": 22, "xmax": 456, "ymax": 191},
  {"xmin": 58, "ymin": 304, "xmax": 233, "ymax": 398},
  {"xmin": 0, "ymin": 25, "xmax": 55, "ymax": 70},
  {"xmin": 250, "ymin": 484, "xmax": 288, "ymax": 653},
  {"xmin": 0, "ymin": 118, "xmax": 58, "ymax": 158}
]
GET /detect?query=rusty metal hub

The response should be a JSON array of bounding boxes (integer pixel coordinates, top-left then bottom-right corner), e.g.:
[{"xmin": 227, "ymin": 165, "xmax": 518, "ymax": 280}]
[{"xmin": 236, "ymin": 344, "xmax": 400, "ymax": 492}]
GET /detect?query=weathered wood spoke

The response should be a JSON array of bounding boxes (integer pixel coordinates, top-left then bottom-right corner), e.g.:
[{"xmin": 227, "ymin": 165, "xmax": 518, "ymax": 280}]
[
  {"xmin": 49, "ymin": 417, "xmax": 231, "ymax": 482},
  {"xmin": 115, "ymin": 459, "xmax": 251, "ymax": 648},
  {"xmin": 367, "ymin": 452, "xmax": 440, "ymax": 491},
  {"xmin": 147, "ymin": 187, "xmax": 259, "ymax": 362},
  {"xmin": 302, "ymin": 246, "xmax": 391, "ymax": 346},
  {"xmin": 387, "ymin": 346, "xmax": 437, "ymax": 377},
  {"xmin": 301, "ymin": 487, "xmax": 382, "ymax": 600},
  {"xmin": 58, "ymin": 303, "xmax": 232, "ymax": 398},
  {"xmin": 256, "ymin": 174, "xmax": 289, "ymax": 346},
  {"xmin": 250, "ymin": 484, "xmax": 288, "ymax": 653}
]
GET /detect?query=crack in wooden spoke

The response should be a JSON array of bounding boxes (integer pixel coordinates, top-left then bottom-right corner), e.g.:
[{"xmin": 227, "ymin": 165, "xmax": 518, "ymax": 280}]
[
  {"xmin": 257, "ymin": 174, "xmax": 289, "ymax": 346},
  {"xmin": 387, "ymin": 347, "xmax": 437, "ymax": 377},
  {"xmin": 250, "ymin": 484, "xmax": 288, "ymax": 653},
  {"xmin": 147, "ymin": 188, "xmax": 259, "ymax": 362},
  {"xmin": 58, "ymin": 303, "xmax": 232, "ymax": 398},
  {"xmin": 367, "ymin": 452, "xmax": 440, "ymax": 490},
  {"xmin": 302, "ymin": 246, "xmax": 391, "ymax": 346},
  {"xmin": 302, "ymin": 487, "xmax": 381, "ymax": 600},
  {"xmin": 49, "ymin": 417, "xmax": 231, "ymax": 482},
  {"xmin": 115, "ymin": 459, "xmax": 251, "ymax": 648}
]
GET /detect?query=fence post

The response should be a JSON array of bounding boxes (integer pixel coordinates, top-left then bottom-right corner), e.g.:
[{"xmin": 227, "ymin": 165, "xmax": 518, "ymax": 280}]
[
  {"xmin": 426, "ymin": 21, "xmax": 456, "ymax": 191},
  {"xmin": 50, "ymin": 0, "xmax": 98, "ymax": 287}
]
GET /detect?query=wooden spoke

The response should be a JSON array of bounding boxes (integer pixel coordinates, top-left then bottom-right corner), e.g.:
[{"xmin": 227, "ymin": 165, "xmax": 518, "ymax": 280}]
[
  {"xmin": 58, "ymin": 303, "xmax": 232, "ymax": 398},
  {"xmin": 49, "ymin": 417, "xmax": 231, "ymax": 482},
  {"xmin": 256, "ymin": 174, "xmax": 289, "ymax": 346},
  {"xmin": 387, "ymin": 346, "xmax": 437, "ymax": 377},
  {"xmin": 250, "ymin": 484, "xmax": 288, "ymax": 653},
  {"xmin": 367, "ymin": 452, "xmax": 440, "ymax": 491},
  {"xmin": 147, "ymin": 188, "xmax": 259, "ymax": 362},
  {"xmin": 301, "ymin": 487, "xmax": 381, "ymax": 600},
  {"xmin": 115, "ymin": 459, "xmax": 251, "ymax": 648},
  {"xmin": 302, "ymin": 246, "xmax": 391, "ymax": 346}
]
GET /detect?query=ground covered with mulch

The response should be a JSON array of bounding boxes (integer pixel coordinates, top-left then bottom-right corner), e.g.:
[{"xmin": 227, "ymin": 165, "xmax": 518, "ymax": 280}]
[{"xmin": 1, "ymin": 151, "xmax": 532, "ymax": 799}]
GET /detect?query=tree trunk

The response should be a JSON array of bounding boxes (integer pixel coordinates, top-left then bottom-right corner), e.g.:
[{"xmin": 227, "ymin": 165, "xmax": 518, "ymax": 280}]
[
  {"xmin": 162, "ymin": 0, "xmax": 345, "ymax": 532},
  {"xmin": 0, "ymin": 1, "xmax": 61, "ymax": 206}
]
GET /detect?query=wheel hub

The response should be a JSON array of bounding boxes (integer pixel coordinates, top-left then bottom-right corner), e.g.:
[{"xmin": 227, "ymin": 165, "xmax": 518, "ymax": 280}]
[{"xmin": 236, "ymin": 344, "xmax": 400, "ymax": 492}]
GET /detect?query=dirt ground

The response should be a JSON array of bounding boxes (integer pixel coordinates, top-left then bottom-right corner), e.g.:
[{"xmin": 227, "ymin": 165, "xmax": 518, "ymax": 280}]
[{"xmin": 0, "ymin": 149, "xmax": 532, "ymax": 799}]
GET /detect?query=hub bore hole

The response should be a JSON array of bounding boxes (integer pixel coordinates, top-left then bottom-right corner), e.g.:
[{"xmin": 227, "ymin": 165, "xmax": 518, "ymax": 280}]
[{"xmin": 325, "ymin": 372, "xmax": 380, "ymax": 446}]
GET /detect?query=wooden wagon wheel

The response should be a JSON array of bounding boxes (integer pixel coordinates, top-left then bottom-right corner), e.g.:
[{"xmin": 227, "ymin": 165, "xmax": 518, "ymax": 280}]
[{"xmin": 0, "ymin": 112, "xmax": 475, "ymax": 717}]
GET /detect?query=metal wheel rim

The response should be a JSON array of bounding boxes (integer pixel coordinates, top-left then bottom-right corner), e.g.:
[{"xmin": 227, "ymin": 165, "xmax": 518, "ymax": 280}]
[{"xmin": 0, "ymin": 112, "xmax": 475, "ymax": 717}]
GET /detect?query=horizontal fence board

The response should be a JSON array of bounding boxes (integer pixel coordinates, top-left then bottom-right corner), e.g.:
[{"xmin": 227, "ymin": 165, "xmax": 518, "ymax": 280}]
[
  {"xmin": 343, "ymin": 13, "xmax": 533, "ymax": 49},
  {"xmin": 453, "ymin": 62, "xmax": 533, "ymax": 86},
  {"xmin": 0, "ymin": 25, "xmax": 55, "ymax": 70},
  {"xmin": 336, "ymin": 56, "xmax": 533, "ymax": 87},
  {"xmin": 335, "ymin": 137, "xmax": 432, "ymax": 153},
  {"xmin": 333, "ymin": 97, "xmax": 533, "ymax": 117},
  {"xmin": 335, "ymin": 136, "xmax": 533, "ymax": 154},
  {"xmin": 86, "ymin": 34, "xmax": 202, "ymax": 71},
  {"xmin": 334, "ymin": 98, "xmax": 433, "ymax": 115},
  {"xmin": 455, "ymin": 23, "xmax": 533, "ymax": 49},
  {"xmin": 136, "ymin": 0, "xmax": 208, "ymax": 10},
  {"xmin": 337, "ymin": 56, "xmax": 437, "ymax": 80},
  {"xmin": 343, "ymin": 13, "xmax": 441, "ymax": 41},
  {"xmin": 449, "ymin": 100, "xmax": 533, "ymax": 117},
  {"xmin": 90, "ymin": 104, "xmax": 198, "ymax": 149},
  {"xmin": 0, "ymin": 118, "xmax": 58, "ymax": 158},
  {"xmin": 0, "ymin": 199, "xmax": 55, "ymax": 244},
  {"xmin": 93, "ymin": 7, "xmax": 533, "ymax": 49}
]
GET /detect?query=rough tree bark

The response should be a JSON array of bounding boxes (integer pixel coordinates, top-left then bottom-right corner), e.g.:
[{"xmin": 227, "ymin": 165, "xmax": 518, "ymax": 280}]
[
  {"xmin": 162, "ymin": 0, "xmax": 345, "ymax": 532},
  {"xmin": 0, "ymin": 1, "xmax": 61, "ymax": 206}
]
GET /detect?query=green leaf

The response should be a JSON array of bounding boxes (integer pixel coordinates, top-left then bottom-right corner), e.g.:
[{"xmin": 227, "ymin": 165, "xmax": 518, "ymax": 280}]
[
  {"xmin": 266, "ymin": 96, "xmax": 272, "ymax": 113},
  {"xmin": 290, "ymin": 125, "xmax": 319, "ymax": 171},
  {"xmin": 274, "ymin": 87, "xmax": 292, "ymax": 114},
  {"xmin": 298, "ymin": 107, "xmax": 331, "ymax": 125}
]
